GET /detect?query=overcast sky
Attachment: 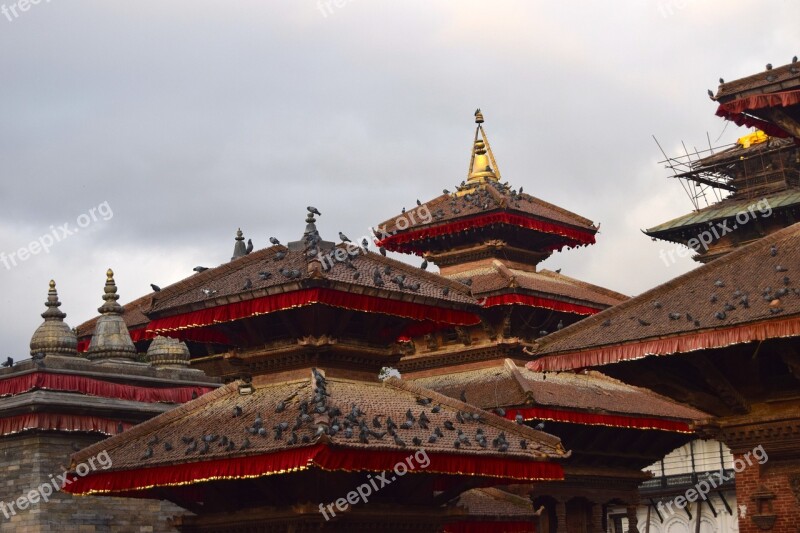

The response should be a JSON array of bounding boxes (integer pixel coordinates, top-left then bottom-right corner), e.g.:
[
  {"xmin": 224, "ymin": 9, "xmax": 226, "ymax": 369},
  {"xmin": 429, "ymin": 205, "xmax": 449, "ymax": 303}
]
[{"xmin": 1, "ymin": 0, "xmax": 798, "ymax": 359}]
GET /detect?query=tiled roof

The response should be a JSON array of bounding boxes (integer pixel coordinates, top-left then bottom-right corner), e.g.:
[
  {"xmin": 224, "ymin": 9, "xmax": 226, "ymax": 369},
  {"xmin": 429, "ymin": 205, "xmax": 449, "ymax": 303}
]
[
  {"xmin": 412, "ymin": 359, "xmax": 706, "ymax": 422},
  {"xmin": 531, "ymin": 222, "xmax": 800, "ymax": 360},
  {"xmin": 645, "ymin": 189, "xmax": 800, "ymax": 237},
  {"xmin": 449, "ymin": 263, "xmax": 627, "ymax": 308},
  {"xmin": 147, "ymin": 243, "xmax": 477, "ymax": 317},
  {"xmin": 715, "ymin": 61, "xmax": 800, "ymax": 100},
  {"xmin": 70, "ymin": 370, "xmax": 567, "ymax": 476},
  {"xmin": 453, "ymin": 487, "xmax": 540, "ymax": 519},
  {"xmin": 375, "ymin": 180, "xmax": 596, "ymax": 238}
]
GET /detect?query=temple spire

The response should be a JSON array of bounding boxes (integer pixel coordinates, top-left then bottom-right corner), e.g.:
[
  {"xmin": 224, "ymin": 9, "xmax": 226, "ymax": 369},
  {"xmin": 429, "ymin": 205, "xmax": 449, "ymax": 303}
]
[{"xmin": 467, "ymin": 109, "xmax": 501, "ymax": 184}]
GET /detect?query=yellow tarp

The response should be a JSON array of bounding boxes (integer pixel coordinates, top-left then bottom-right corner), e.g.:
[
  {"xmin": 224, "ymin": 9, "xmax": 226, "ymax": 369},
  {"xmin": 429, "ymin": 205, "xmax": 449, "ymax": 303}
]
[{"xmin": 737, "ymin": 130, "xmax": 768, "ymax": 148}]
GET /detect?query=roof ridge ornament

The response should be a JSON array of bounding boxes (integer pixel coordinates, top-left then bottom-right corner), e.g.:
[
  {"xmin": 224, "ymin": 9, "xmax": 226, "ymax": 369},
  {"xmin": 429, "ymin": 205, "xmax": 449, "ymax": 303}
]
[{"xmin": 87, "ymin": 268, "xmax": 137, "ymax": 362}]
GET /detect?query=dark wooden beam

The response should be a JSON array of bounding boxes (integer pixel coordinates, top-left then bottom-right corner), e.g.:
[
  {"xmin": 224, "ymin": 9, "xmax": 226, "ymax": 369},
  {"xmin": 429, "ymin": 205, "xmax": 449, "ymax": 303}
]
[
  {"xmin": 760, "ymin": 108, "xmax": 800, "ymax": 139},
  {"xmin": 687, "ymin": 354, "xmax": 749, "ymax": 414}
]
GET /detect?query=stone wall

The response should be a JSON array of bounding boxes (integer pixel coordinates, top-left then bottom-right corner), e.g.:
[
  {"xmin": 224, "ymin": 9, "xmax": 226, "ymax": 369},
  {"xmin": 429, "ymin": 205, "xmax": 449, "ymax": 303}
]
[{"xmin": 0, "ymin": 433, "xmax": 189, "ymax": 533}]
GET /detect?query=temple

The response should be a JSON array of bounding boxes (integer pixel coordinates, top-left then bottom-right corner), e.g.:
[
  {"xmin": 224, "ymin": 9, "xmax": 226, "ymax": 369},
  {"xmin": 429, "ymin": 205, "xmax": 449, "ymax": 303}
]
[{"xmin": 1, "ymin": 85, "xmax": 799, "ymax": 532}]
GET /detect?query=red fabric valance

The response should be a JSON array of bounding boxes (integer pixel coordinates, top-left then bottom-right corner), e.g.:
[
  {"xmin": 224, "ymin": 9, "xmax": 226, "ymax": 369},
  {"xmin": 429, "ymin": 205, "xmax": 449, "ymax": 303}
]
[
  {"xmin": 505, "ymin": 406, "xmax": 692, "ymax": 433},
  {"xmin": 0, "ymin": 413, "xmax": 132, "ymax": 437},
  {"xmin": 146, "ymin": 288, "xmax": 480, "ymax": 333},
  {"xmin": 444, "ymin": 522, "xmax": 536, "ymax": 533},
  {"xmin": 717, "ymin": 89, "xmax": 800, "ymax": 115},
  {"xmin": 0, "ymin": 372, "xmax": 215, "ymax": 404},
  {"xmin": 377, "ymin": 213, "xmax": 596, "ymax": 253},
  {"xmin": 527, "ymin": 316, "xmax": 800, "ymax": 372},
  {"xmin": 65, "ymin": 443, "xmax": 563, "ymax": 496},
  {"xmin": 483, "ymin": 294, "xmax": 602, "ymax": 315}
]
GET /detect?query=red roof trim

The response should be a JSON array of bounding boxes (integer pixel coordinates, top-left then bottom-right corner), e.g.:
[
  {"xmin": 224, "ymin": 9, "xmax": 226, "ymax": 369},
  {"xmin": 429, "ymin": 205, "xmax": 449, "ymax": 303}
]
[
  {"xmin": 64, "ymin": 443, "xmax": 564, "ymax": 495},
  {"xmin": 483, "ymin": 294, "xmax": 602, "ymax": 315},
  {"xmin": 505, "ymin": 406, "xmax": 693, "ymax": 433},
  {"xmin": 146, "ymin": 288, "xmax": 481, "ymax": 333},
  {"xmin": 0, "ymin": 372, "xmax": 214, "ymax": 404},
  {"xmin": 528, "ymin": 315, "xmax": 800, "ymax": 372},
  {"xmin": 0, "ymin": 413, "xmax": 133, "ymax": 437},
  {"xmin": 377, "ymin": 212, "xmax": 596, "ymax": 253}
]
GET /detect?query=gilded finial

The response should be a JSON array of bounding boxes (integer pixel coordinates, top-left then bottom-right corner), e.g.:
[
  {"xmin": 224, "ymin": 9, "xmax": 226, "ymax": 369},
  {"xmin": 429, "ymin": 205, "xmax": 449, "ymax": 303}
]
[
  {"xmin": 49, "ymin": 279, "xmax": 56, "ymax": 290},
  {"xmin": 106, "ymin": 269, "xmax": 114, "ymax": 281},
  {"xmin": 474, "ymin": 108, "xmax": 484, "ymax": 124}
]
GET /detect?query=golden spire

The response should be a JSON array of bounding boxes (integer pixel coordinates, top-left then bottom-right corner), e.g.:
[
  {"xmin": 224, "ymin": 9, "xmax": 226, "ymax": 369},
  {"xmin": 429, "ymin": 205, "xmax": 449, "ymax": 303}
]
[{"xmin": 467, "ymin": 109, "xmax": 501, "ymax": 184}]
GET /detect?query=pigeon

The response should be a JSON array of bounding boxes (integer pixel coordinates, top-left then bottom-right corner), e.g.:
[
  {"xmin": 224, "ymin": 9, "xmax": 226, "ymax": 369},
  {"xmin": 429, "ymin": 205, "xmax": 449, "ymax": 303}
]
[
  {"xmin": 185, "ymin": 441, "xmax": 198, "ymax": 454},
  {"xmin": 420, "ymin": 259, "xmax": 428, "ymax": 270},
  {"xmin": 715, "ymin": 311, "xmax": 727, "ymax": 320},
  {"xmin": 275, "ymin": 401, "xmax": 286, "ymax": 413},
  {"xmin": 776, "ymin": 265, "xmax": 788, "ymax": 272},
  {"xmin": 442, "ymin": 287, "xmax": 449, "ymax": 296},
  {"xmin": 270, "ymin": 237, "xmax": 280, "ymax": 245},
  {"xmin": 601, "ymin": 319, "xmax": 611, "ymax": 327},
  {"xmin": 192, "ymin": 390, "xmax": 198, "ymax": 399},
  {"xmin": 339, "ymin": 232, "xmax": 351, "ymax": 242},
  {"xmin": 2, "ymin": 357, "xmax": 12, "ymax": 368},
  {"xmin": 142, "ymin": 446, "xmax": 153, "ymax": 459},
  {"xmin": 117, "ymin": 422, "xmax": 124, "ymax": 434},
  {"xmin": 193, "ymin": 266, "xmax": 208, "ymax": 273},
  {"xmin": 307, "ymin": 206, "xmax": 321, "ymax": 216},
  {"xmin": 246, "ymin": 239, "xmax": 254, "ymax": 254},
  {"xmin": 258, "ymin": 271, "xmax": 271, "ymax": 281},
  {"xmin": 416, "ymin": 199, "xmax": 422, "ymax": 206},
  {"xmin": 274, "ymin": 251, "xmax": 287, "ymax": 261},
  {"xmin": 416, "ymin": 397, "xmax": 432, "ymax": 406},
  {"xmin": 393, "ymin": 434, "xmax": 406, "ymax": 447},
  {"xmin": 494, "ymin": 407, "xmax": 506, "ymax": 417},
  {"xmin": 379, "ymin": 246, "xmax": 386, "ymax": 256},
  {"xmin": 201, "ymin": 288, "xmax": 217, "ymax": 297},
  {"xmin": 556, "ymin": 320, "xmax": 564, "ymax": 330},
  {"xmin": 240, "ymin": 437, "xmax": 251, "ymax": 450},
  {"xmin": 653, "ymin": 301, "xmax": 662, "ymax": 309},
  {"xmin": 794, "ymin": 56, "xmax": 798, "ymax": 63},
  {"xmin": 534, "ymin": 422, "xmax": 545, "ymax": 431},
  {"xmin": 243, "ymin": 278, "xmax": 252, "ymax": 290},
  {"xmin": 766, "ymin": 63, "xmax": 773, "ymax": 70},
  {"xmin": 638, "ymin": 319, "xmax": 651, "ymax": 326},
  {"xmin": 515, "ymin": 414, "xmax": 524, "ymax": 425},
  {"xmin": 707, "ymin": 89, "xmax": 714, "ymax": 98},
  {"xmin": 443, "ymin": 420, "xmax": 455, "ymax": 431},
  {"xmin": 164, "ymin": 441, "xmax": 173, "ymax": 452},
  {"xmin": 772, "ymin": 245, "xmax": 780, "ymax": 257},
  {"xmin": 719, "ymin": 77, "xmax": 724, "ymax": 84},
  {"xmin": 431, "ymin": 405, "xmax": 441, "ymax": 414},
  {"xmin": 428, "ymin": 435, "xmax": 437, "ymax": 444},
  {"xmin": 714, "ymin": 280, "xmax": 725, "ymax": 288},
  {"xmin": 150, "ymin": 284, "xmax": 161, "ymax": 292},
  {"xmin": 361, "ymin": 238, "xmax": 369, "ymax": 249},
  {"xmin": 443, "ymin": 188, "xmax": 450, "ymax": 194},
  {"xmin": 233, "ymin": 405, "xmax": 243, "ymax": 417}
]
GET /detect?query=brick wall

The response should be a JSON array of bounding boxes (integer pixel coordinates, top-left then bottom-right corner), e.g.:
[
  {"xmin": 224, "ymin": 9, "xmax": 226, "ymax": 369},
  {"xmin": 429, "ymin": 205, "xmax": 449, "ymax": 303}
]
[
  {"xmin": 734, "ymin": 452, "xmax": 800, "ymax": 533},
  {"xmin": 0, "ymin": 433, "xmax": 188, "ymax": 533}
]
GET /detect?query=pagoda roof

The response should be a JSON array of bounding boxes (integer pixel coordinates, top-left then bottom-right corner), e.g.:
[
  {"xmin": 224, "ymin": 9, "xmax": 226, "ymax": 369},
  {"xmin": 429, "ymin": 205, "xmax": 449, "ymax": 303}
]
[
  {"xmin": 528, "ymin": 222, "xmax": 800, "ymax": 372},
  {"xmin": 66, "ymin": 370, "xmax": 568, "ymax": 496},
  {"xmin": 645, "ymin": 188, "xmax": 800, "ymax": 239},
  {"xmin": 412, "ymin": 359, "xmax": 706, "ymax": 433},
  {"xmin": 375, "ymin": 112, "xmax": 597, "ymax": 255},
  {"xmin": 376, "ymin": 183, "xmax": 597, "ymax": 254},
  {"xmin": 448, "ymin": 262, "xmax": 626, "ymax": 314},
  {"xmin": 713, "ymin": 60, "xmax": 800, "ymax": 139}
]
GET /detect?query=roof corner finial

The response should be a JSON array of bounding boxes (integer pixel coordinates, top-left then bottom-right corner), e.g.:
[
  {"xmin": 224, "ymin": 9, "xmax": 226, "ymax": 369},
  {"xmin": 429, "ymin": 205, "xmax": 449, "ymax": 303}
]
[
  {"xmin": 30, "ymin": 278, "xmax": 78, "ymax": 357},
  {"xmin": 42, "ymin": 279, "xmax": 66, "ymax": 320}
]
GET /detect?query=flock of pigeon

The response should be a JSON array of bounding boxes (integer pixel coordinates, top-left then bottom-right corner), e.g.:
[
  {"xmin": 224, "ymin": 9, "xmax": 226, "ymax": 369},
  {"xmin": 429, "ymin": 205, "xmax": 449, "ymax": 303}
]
[
  {"xmin": 136, "ymin": 369, "xmax": 538, "ymax": 462},
  {"xmin": 597, "ymin": 243, "xmax": 795, "ymax": 330}
]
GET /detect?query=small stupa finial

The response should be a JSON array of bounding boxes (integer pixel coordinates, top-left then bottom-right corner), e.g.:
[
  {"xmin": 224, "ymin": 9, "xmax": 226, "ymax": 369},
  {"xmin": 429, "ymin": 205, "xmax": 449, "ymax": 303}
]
[
  {"xmin": 87, "ymin": 268, "xmax": 136, "ymax": 361},
  {"xmin": 98, "ymin": 268, "xmax": 122, "ymax": 314},
  {"xmin": 474, "ymin": 108, "xmax": 484, "ymax": 124},
  {"xmin": 30, "ymin": 279, "xmax": 78, "ymax": 357},
  {"xmin": 231, "ymin": 228, "xmax": 247, "ymax": 261},
  {"xmin": 466, "ymin": 109, "xmax": 500, "ymax": 184}
]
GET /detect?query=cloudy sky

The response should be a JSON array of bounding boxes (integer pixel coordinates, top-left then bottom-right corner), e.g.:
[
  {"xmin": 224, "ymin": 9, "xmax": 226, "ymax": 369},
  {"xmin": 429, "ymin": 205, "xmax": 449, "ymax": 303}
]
[{"xmin": 1, "ymin": 0, "xmax": 798, "ymax": 359}]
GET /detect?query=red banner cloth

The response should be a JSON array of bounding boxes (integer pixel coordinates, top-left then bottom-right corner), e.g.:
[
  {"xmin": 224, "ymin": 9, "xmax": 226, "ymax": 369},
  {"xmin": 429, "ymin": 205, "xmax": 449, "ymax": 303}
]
[
  {"xmin": 64, "ymin": 443, "xmax": 564, "ymax": 495},
  {"xmin": 377, "ymin": 212, "xmax": 596, "ymax": 253},
  {"xmin": 482, "ymin": 294, "xmax": 602, "ymax": 315},
  {"xmin": 715, "ymin": 89, "xmax": 800, "ymax": 139},
  {"xmin": 0, "ymin": 413, "xmax": 132, "ymax": 437},
  {"xmin": 444, "ymin": 523, "xmax": 536, "ymax": 533},
  {"xmin": 527, "ymin": 316, "xmax": 800, "ymax": 372},
  {"xmin": 0, "ymin": 372, "xmax": 215, "ymax": 404},
  {"xmin": 505, "ymin": 406, "xmax": 692, "ymax": 433},
  {"xmin": 146, "ymin": 288, "xmax": 481, "ymax": 333}
]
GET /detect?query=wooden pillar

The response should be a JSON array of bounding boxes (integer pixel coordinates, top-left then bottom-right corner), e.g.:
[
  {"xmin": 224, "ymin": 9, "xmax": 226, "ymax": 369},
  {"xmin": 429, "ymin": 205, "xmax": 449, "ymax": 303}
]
[
  {"xmin": 626, "ymin": 505, "xmax": 639, "ymax": 533},
  {"xmin": 555, "ymin": 500, "xmax": 568, "ymax": 533},
  {"xmin": 591, "ymin": 502, "xmax": 605, "ymax": 533}
]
